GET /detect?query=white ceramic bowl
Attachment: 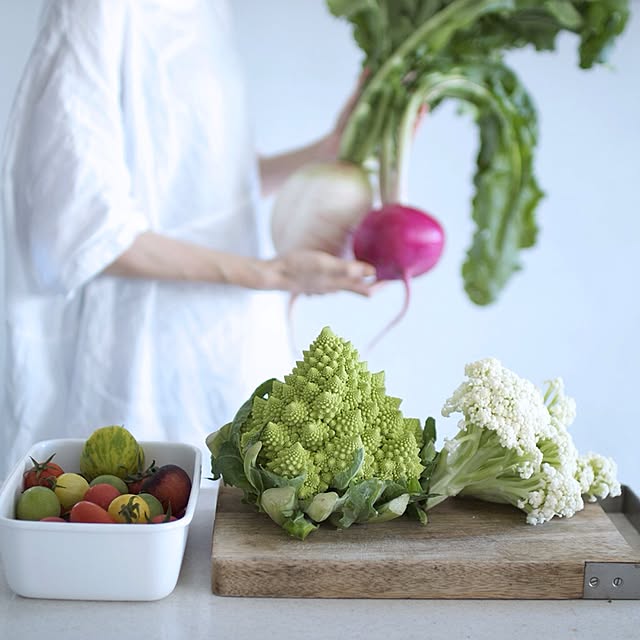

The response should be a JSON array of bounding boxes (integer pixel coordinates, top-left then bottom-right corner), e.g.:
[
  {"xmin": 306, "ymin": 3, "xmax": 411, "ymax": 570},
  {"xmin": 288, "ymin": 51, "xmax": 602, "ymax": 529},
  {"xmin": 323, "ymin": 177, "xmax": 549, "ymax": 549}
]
[{"xmin": 0, "ymin": 438, "xmax": 201, "ymax": 601}]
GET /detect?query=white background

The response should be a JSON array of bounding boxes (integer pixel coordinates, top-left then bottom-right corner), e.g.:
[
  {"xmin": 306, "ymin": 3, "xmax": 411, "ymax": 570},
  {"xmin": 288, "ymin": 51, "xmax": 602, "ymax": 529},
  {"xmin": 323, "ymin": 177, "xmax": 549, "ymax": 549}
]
[{"xmin": 1, "ymin": 1, "xmax": 639, "ymax": 490}]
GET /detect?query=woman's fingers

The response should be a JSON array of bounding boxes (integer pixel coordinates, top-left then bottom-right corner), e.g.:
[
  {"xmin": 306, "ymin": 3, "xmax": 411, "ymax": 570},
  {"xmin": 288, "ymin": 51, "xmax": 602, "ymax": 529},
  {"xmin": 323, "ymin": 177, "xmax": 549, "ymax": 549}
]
[{"xmin": 279, "ymin": 250, "xmax": 377, "ymax": 296}]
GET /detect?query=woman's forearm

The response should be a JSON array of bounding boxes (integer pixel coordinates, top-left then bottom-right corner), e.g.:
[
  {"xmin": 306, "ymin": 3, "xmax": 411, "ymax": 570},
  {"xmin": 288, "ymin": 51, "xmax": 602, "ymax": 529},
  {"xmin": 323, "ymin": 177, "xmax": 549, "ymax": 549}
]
[
  {"xmin": 104, "ymin": 231, "xmax": 375, "ymax": 296},
  {"xmin": 103, "ymin": 231, "xmax": 272, "ymax": 289},
  {"xmin": 102, "ymin": 231, "xmax": 375, "ymax": 296}
]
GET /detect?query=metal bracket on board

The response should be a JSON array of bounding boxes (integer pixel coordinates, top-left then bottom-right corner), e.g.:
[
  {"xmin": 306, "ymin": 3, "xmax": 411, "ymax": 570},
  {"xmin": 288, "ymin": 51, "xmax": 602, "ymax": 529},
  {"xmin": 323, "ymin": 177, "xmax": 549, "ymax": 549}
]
[{"xmin": 583, "ymin": 562, "xmax": 640, "ymax": 599}]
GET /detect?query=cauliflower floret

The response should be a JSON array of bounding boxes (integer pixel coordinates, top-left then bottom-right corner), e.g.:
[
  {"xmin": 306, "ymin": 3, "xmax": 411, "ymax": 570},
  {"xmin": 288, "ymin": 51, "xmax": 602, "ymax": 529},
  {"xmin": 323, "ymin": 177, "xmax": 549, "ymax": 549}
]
[
  {"xmin": 576, "ymin": 452, "xmax": 622, "ymax": 502},
  {"xmin": 543, "ymin": 377, "xmax": 577, "ymax": 431},
  {"xmin": 442, "ymin": 357, "xmax": 550, "ymax": 457}
]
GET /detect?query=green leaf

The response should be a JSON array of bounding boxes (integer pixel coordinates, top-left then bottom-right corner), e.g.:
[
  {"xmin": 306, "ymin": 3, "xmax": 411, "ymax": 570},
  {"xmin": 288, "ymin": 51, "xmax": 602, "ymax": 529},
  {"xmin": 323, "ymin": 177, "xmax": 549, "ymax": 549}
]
[
  {"xmin": 332, "ymin": 447, "xmax": 365, "ymax": 491},
  {"xmin": 305, "ymin": 491, "xmax": 340, "ymax": 522},
  {"xmin": 281, "ymin": 512, "xmax": 319, "ymax": 540},
  {"xmin": 260, "ymin": 486, "xmax": 298, "ymax": 525},
  {"xmin": 205, "ymin": 421, "xmax": 232, "ymax": 459},
  {"xmin": 423, "ymin": 416, "xmax": 437, "ymax": 447},
  {"xmin": 260, "ymin": 486, "xmax": 318, "ymax": 539},
  {"xmin": 259, "ymin": 468, "xmax": 307, "ymax": 491},
  {"xmin": 406, "ymin": 502, "xmax": 429, "ymax": 525},
  {"xmin": 210, "ymin": 440, "xmax": 253, "ymax": 492},
  {"xmin": 243, "ymin": 441, "xmax": 264, "ymax": 493},
  {"xmin": 367, "ymin": 493, "xmax": 410, "ymax": 523},
  {"xmin": 229, "ymin": 378, "xmax": 276, "ymax": 448},
  {"xmin": 333, "ymin": 478, "xmax": 387, "ymax": 528}
]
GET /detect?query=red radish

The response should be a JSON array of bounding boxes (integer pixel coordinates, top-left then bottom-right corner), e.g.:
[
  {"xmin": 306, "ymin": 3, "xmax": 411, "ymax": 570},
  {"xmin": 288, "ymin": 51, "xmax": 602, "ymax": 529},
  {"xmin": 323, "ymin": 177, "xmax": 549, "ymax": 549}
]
[{"xmin": 353, "ymin": 203, "xmax": 444, "ymax": 347}]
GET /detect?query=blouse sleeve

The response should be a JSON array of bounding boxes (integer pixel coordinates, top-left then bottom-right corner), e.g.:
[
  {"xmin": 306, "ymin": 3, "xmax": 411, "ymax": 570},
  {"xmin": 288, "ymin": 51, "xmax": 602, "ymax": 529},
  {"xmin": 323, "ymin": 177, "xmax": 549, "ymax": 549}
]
[{"xmin": 8, "ymin": 0, "xmax": 149, "ymax": 295}]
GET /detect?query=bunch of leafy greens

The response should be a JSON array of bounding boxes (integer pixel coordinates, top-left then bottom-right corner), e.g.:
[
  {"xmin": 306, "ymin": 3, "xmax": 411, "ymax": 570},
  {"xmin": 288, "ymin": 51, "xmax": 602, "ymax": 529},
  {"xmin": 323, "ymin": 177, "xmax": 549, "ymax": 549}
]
[{"xmin": 329, "ymin": 0, "xmax": 629, "ymax": 305}]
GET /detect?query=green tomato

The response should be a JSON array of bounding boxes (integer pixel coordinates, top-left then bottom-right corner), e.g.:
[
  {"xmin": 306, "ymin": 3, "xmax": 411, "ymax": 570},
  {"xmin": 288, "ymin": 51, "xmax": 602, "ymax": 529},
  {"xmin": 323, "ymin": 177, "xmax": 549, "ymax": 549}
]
[
  {"xmin": 16, "ymin": 486, "xmax": 61, "ymax": 520},
  {"xmin": 89, "ymin": 474, "xmax": 128, "ymax": 494},
  {"xmin": 138, "ymin": 493, "xmax": 164, "ymax": 519}
]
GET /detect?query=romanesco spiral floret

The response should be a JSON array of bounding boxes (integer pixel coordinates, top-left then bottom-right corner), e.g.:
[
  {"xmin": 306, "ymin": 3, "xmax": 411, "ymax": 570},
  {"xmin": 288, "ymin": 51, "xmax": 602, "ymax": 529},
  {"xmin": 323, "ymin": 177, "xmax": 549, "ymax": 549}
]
[
  {"xmin": 381, "ymin": 435, "xmax": 426, "ymax": 481},
  {"xmin": 238, "ymin": 326, "xmax": 424, "ymax": 495},
  {"xmin": 267, "ymin": 441, "xmax": 310, "ymax": 477},
  {"xmin": 332, "ymin": 408, "xmax": 364, "ymax": 439},
  {"xmin": 260, "ymin": 421, "xmax": 291, "ymax": 461},
  {"xmin": 326, "ymin": 435, "xmax": 363, "ymax": 475},
  {"xmin": 312, "ymin": 390, "xmax": 341, "ymax": 421},
  {"xmin": 299, "ymin": 420, "xmax": 329, "ymax": 450},
  {"xmin": 282, "ymin": 399, "xmax": 309, "ymax": 427}
]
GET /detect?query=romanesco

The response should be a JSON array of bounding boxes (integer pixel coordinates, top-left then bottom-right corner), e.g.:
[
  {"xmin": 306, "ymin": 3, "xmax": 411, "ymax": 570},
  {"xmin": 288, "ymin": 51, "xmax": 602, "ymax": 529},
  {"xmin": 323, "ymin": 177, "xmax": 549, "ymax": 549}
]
[
  {"xmin": 423, "ymin": 357, "xmax": 621, "ymax": 525},
  {"xmin": 207, "ymin": 326, "xmax": 428, "ymax": 539}
]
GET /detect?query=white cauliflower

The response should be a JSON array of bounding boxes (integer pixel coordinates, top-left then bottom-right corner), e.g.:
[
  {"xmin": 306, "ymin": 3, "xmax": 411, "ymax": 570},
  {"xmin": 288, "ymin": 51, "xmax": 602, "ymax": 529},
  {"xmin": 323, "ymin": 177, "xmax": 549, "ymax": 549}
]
[{"xmin": 424, "ymin": 357, "xmax": 619, "ymax": 525}]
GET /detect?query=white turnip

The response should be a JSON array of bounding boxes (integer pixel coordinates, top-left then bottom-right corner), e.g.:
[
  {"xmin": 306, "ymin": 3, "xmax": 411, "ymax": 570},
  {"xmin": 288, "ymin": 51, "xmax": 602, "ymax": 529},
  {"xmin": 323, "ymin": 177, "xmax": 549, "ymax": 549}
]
[{"xmin": 270, "ymin": 161, "xmax": 373, "ymax": 257}]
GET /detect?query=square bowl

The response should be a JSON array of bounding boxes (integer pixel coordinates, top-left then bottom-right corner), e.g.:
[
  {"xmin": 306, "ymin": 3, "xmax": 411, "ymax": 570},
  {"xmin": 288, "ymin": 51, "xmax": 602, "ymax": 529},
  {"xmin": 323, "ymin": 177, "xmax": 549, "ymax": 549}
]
[{"xmin": 0, "ymin": 438, "xmax": 201, "ymax": 601}]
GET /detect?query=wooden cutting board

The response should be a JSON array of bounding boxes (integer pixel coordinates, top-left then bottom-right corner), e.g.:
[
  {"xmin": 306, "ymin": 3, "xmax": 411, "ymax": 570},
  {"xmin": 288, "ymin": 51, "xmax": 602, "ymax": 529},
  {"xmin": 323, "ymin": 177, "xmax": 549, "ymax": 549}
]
[{"xmin": 211, "ymin": 485, "xmax": 640, "ymax": 599}]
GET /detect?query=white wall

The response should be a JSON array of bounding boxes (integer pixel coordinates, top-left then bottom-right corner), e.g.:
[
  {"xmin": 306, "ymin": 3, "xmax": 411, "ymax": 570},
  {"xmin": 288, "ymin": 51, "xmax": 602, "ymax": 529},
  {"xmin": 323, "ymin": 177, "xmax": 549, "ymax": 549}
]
[
  {"xmin": 1, "ymin": 1, "xmax": 638, "ymax": 490},
  {"xmin": 232, "ymin": 0, "xmax": 640, "ymax": 491}
]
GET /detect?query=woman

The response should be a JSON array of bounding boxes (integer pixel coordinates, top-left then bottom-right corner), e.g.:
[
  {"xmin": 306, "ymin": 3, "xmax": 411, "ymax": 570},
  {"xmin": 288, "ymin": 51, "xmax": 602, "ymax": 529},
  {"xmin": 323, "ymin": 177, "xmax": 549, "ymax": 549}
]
[{"xmin": 1, "ymin": 0, "xmax": 374, "ymax": 477}]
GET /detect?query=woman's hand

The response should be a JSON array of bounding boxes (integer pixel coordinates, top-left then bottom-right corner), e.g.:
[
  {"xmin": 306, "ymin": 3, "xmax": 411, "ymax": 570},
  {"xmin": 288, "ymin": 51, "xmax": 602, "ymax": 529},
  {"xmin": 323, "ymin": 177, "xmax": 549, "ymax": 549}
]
[{"xmin": 265, "ymin": 249, "xmax": 376, "ymax": 297}]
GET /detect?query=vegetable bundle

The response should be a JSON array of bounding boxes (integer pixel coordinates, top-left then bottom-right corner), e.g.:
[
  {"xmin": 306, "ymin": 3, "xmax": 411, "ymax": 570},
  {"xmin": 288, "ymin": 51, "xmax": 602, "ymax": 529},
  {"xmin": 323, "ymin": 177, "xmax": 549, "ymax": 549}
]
[
  {"xmin": 333, "ymin": 0, "xmax": 629, "ymax": 304},
  {"xmin": 207, "ymin": 327, "xmax": 620, "ymax": 539},
  {"xmin": 272, "ymin": 0, "xmax": 630, "ymax": 307}
]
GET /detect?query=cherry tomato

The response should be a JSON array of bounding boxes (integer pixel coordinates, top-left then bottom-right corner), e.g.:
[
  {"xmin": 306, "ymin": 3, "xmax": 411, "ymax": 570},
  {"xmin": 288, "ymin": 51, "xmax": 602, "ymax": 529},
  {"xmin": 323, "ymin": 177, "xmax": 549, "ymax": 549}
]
[
  {"xmin": 125, "ymin": 460, "xmax": 159, "ymax": 494},
  {"xmin": 89, "ymin": 474, "xmax": 128, "ymax": 494},
  {"xmin": 16, "ymin": 486, "xmax": 61, "ymax": 520},
  {"xmin": 69, "ymin": 501, "xmax": 116, "ymax": 523},
  {"xmin": 23, "ymin": 454, "xmax": 64, "ymax": 490},
  {"xmin": 151, "ymin": 513, "xmax": 177, "ymax": 524},
  {"xmin": 138, "ymin": 492, "xmax": 164, "ymax": 519},
  {"xmin": 54, "ymin": 472, "xmax": 90, "ymax": 511},
  {"xmin": 108, "ymin": 494, "xmax": 150, "ymax": 524},
  {"xmin": 84, "ymin": 483, "xmax": 122, "ymax": 510}
]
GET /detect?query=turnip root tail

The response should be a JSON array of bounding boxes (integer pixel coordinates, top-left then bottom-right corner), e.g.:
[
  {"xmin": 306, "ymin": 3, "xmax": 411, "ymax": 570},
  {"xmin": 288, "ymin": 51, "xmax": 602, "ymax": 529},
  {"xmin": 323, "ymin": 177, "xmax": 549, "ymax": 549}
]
[
  {"xmin": 365, "ymin": 271, "xmax": 411, "ymax": 352},
  {"xmin": 286, "ymin": 292, "xmax": 300, "ymax": 357}
]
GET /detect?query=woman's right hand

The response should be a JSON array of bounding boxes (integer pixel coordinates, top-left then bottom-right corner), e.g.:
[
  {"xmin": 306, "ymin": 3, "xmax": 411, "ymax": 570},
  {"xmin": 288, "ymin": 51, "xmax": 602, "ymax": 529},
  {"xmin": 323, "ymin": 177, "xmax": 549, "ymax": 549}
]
[{"xmin": 266, "ymin": 249, "xmax": 376, "ymax": 297}]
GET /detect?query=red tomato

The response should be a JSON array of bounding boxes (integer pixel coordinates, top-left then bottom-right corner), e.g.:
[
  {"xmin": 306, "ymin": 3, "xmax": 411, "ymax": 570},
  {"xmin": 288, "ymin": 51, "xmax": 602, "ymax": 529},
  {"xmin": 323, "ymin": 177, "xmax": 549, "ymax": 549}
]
[
  {"xmin": 69, "ymin": 501, "xmax": 116, "ymax": 524},
  {"xmin": 126, "ymin": 460, "xmax": 159, "ymax": 494},
  {"xmin": 151, "ymin": 513, "xmax": 177, "ymax": 524},
  {"xmin": 83, "ymin": 483, "xmax": 122, "ymax": 510},
  {"xmin": 23, "ymin": 454, "xmax": 64, "ymax": 490},
  {"xmin": 40, "ymin": 516, "xmax": 66, "ymax": 522}
]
